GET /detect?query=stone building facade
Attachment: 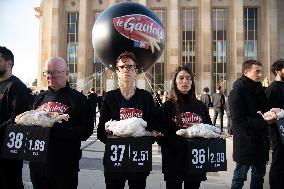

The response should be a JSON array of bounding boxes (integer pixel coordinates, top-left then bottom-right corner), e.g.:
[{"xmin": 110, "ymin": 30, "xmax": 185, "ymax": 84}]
[{"xmin": 35, "ymin": 0, "xmax": 284, "ymax": 94}]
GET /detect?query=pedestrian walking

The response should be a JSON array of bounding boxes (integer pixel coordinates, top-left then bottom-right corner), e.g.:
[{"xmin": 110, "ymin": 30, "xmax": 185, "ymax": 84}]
[{"xmin": 212, "ymin": 86, "xmax": 225, "ymax": 132}]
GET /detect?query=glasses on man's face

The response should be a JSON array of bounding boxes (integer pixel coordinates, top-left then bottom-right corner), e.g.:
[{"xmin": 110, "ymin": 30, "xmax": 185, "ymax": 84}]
[
  {"xmin": 116, "ymin": 65, "xmax": 136, "ymax": 71},
  {"xmin": 43, "ymin": 70, "xmax": 66, "ymax": 77}
]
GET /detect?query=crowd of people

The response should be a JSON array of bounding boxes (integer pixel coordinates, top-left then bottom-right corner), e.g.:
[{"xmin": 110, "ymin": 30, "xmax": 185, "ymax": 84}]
[{"xmin": 0, "ymin": 45, "xmax": 284, "ymax": 189}]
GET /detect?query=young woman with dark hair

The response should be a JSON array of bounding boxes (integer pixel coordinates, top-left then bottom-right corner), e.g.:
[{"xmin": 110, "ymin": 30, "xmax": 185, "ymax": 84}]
[{"xmin": 158, "ymin": 65, "xmax": 212, "ymax": 189}]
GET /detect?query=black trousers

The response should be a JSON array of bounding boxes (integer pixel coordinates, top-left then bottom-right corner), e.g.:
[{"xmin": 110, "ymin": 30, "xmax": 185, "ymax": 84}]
[
  {"xmin": 213, "ymin": 107, "xmax": 224, "ymax": 132},
  {"xmin": 105, "ymin": 177, "xmax": 146, "ymax": 189},
  {"xmin": 0, "ymin": 158, "xmax": 23, "ymax": 189},
  {"xmin": 29, "ymin": 162, "xmax": 78, "ymax": 189},
  {"xmin": 166, "ymin": 181, "xmax": 201, "ymax": 189},
  {"xmin": 269, "ymin": 126, "xmax": 284, "ymax": 189}
]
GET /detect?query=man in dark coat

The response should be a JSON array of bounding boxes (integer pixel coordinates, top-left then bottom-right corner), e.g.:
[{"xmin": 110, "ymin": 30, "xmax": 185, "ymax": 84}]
[
  {"xmin": 266, "ymin": 59, "xmax": 284, "ymax": 189},
  {"xmin": 229, "ymin": 60, "xmax": 270, "ymax": 189}
]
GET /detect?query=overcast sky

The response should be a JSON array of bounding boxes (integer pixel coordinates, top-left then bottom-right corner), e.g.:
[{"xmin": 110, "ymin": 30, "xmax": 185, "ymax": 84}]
[{"xmin": 0, "ymin": 0, "xmax": 41, "ymax": 85}]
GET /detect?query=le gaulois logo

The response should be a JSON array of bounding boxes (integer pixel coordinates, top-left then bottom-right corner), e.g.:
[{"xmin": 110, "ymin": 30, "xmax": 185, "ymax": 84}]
[
  {"xmin": 38, "ymin": 102, "xmax": 69, "ymax": 113},
  {"xmin": 172, "ymin": 112, "xmax": 203, "ymax": 128},
  {"xmin": 120, "ymin": 108, "xmax": 143, "ymax": 120},
  {"xmin": 113, "ymin": 14, "xmax": 164, "ymax": 53}
]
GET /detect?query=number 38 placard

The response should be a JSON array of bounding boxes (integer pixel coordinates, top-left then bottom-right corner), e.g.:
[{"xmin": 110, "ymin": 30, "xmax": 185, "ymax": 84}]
[
  {"xmin": 105, "ymin": 136, "xmax": 152, "ymax": 172},
  {"xmin": 1, "ymin": 124, "xmax": 50, "ymax": 162},
  {"xmin": 187, "ymin": 138, "xmax": 227, "ymax": 172}
]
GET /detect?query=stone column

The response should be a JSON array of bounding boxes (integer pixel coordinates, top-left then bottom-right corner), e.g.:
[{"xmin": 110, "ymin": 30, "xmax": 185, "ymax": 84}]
[
  {"xmin": 197, "ymin": 0, "xmax": 212, "ymax": 93},
  {"xmin": 37, "ymin": 0, "xmax": 64, "ymax": 88},
  {"xmin": 165, "ymin": 0, "xmax": 179, "ymax": 91},
  {"xmin": 50, "ymin": 0, "xmax": 63, "ymax": 57},
  {"xmin": 259, "ymin": 0, "xmax": 271, "ymax": 81},
  {"xmin": 267, "ymin": 0, "xmax": 278, "ymax": 81},
  {"xmin": 227, "ymin": 0, "xmax": 244, "ymax": 91},
  {"xmin": 104, "ymin": 0, "xmax": 117, "ymax": 91},
  {"xmin": 77, "ymin": 0, "xmax": 92, "ymax": 92},
  {"xmin": 278, "ymin": 0, "xmax": 284, "ymax": 59}
]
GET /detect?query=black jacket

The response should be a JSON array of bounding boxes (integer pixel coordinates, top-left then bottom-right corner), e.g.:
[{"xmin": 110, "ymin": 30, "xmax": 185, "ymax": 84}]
[
  {"xmin": 0, "ymin": 76, "xmax": 31, "ymax": 153},
  {"xmin": 266, "ymin": 81, "xmax": 284, "ymax": 149},
  {"xmin": 97, "ymin": 88, "xmax": 156, "ymax": 179},
  {"xmin": 229, "ymin": 75, "xmax": 269, "ymax": 164},
  {"xmin": 158, "ymin": 95, "xmax": 212, "ymax": 182},
  {"xmin": 31, "ymin": 84, "xmax": 94, "ymax": 173}
]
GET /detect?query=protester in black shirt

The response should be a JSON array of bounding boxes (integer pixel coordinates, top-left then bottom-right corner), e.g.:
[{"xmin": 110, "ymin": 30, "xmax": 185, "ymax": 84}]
[
  {"xmin": 29, "ymin": 57, "xmax": 94, "ymax": 189},
  {"xmin": 97, "ymin": 51, "xmax": 156, "ymax": 189},
  {"xmin": 266, "ymin": 59, "xmax": 284, "ymax": 189},
  {"xmin": 0, "ymin": 46, "xmax": 31, "ymax": 189},
  {"xmin": 158, "ymin": 65, "xmax": 212, "ymax": 189}
]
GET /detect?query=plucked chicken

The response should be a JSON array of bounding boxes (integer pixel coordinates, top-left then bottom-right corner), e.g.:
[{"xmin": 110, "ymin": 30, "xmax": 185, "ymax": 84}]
[
  {"xmin": 15, "ymin": 110, "xmax": 70, "ymax": 127},
  {"xmin": 176, "ymin": 123, "xmax": 221, "ymax": 138},
  {"xmin": 105, "ymin": 117, "xmax": 148, "ymax": 137}
]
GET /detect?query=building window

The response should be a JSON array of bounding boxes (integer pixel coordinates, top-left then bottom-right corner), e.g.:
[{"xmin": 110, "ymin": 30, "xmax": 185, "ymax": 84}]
[
  {"xmin": 66, "ymin": 12, "xmax": 79, "ymax": 86},
  {"xmin": 150, "ymin": 9, "xmax": 166, "ymax": 93},
  {"xmin": 93, "ymin": 11, "xmax": 105, "ymax": 93},
  {"xmin": 244, "ymin": 7, "xmax": 258, "ymax": 60},
  {"xmin": 181, "ymin": 8, "xmax": 196, "ymax": 75},
  {"xmin": 212, "ymin": 8, "xmax": 227, "ymax": 91}
]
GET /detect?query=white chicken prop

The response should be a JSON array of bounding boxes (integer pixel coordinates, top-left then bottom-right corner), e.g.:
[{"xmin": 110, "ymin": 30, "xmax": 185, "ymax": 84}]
[
  {"xmin": 15, "ymin": 110, "xmax": 70, "ymax": 127},
  {"xmin": 105, "ymin": 117, "xmax": 148, "ymax": 137},
  {"xmin": 176, "ymin": 123, "xmax": 221, "ymax": 138}
]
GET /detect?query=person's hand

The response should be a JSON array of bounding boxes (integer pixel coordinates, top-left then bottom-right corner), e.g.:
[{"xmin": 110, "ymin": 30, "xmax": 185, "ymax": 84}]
[{"xmin": 257, "ymin": 111, "xmax": 277, "ymax": 121}]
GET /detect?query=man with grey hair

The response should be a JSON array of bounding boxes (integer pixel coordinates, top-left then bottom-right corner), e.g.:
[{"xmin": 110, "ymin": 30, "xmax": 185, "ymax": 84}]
[{"xmin": 29, "ymin": 57, "xmax": 94, "ymax": 189}]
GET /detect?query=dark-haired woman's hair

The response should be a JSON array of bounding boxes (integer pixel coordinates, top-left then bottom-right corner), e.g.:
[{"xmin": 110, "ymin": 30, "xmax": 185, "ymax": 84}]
[{"xmin": 169, "ymin": 65, "xmax": 196, "ymax": 126}]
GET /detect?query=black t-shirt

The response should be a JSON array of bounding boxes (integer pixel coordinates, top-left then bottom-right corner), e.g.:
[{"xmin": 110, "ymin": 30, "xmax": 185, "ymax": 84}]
[
  {"xmin": 32, "ymin": 85, "xmax": 94, "ymax": 168},
  {"xmin": 97, "ymin": 88, "xmax": 156, "ymax": 144}
]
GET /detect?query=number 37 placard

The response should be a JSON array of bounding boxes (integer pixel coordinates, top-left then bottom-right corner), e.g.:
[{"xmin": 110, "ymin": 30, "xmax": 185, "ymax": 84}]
[
  {"xmin": 1, "ymin": 124, "xmax": 50, "ymax": 162},
  {"xmin": 105, "ymin": 136, "xmax": 152, "ymax": 172}
]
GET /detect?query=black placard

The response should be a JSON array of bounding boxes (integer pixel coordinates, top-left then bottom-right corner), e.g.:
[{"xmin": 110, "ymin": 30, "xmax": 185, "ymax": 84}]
[
  {"xmin": 187, "ymin": 138, "xmax": 227, "ymax": 172},
  {"xmin": 276, "ymin": 119, "xmax": 284, "ymax": 145},
  {"xmin": 2, "ymin": 124, "xmax": 50, "ymax": 162},
  {"xmin": 105, "ymin": 136, "xmax": 152, "ymax": 172}
]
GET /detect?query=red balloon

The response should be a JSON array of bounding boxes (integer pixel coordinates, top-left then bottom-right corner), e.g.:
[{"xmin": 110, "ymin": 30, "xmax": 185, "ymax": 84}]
[{"xmin": 92, "ymin": 2, "xmax": 165, "ymax": 73}]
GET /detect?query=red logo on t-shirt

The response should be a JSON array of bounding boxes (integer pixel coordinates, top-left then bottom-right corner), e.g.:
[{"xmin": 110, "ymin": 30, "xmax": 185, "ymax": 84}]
[
  {"xmin": 120, "ymin": 108, "xmax": 143, "ymax": 120},
  {"xmin": 38, "ymin": 102, "xmax": 69, "ymax": 113},
  {"xmin": 172, "ymin": 112, "xmax": 203, "ymax": 128},
  {"xmin": 0, "ymin": 93, "xmax": 3, "ymax": 101}
]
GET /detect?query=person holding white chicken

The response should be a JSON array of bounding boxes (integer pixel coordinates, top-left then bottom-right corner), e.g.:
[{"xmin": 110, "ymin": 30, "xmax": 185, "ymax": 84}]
[
  {"xmin": 157, "ymin": 65, "xmax": 212, "ymax": 189},
  {"xmin": 97, "ymin": 51, "xmax": 157, "ymax": 189}
]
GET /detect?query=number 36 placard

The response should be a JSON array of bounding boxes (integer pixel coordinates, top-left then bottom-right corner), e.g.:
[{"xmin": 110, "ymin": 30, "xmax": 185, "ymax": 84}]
[
  {"xmin": 105, "ymin": 136, "xmax": 152, "ymax": 172},
  {"xmin": 1, "ymin": 124, "xmax": 50, "ymax": 162},
  {"xmin": 187, "ymin": 138, "xmax": 227, "ymax": 172}
]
